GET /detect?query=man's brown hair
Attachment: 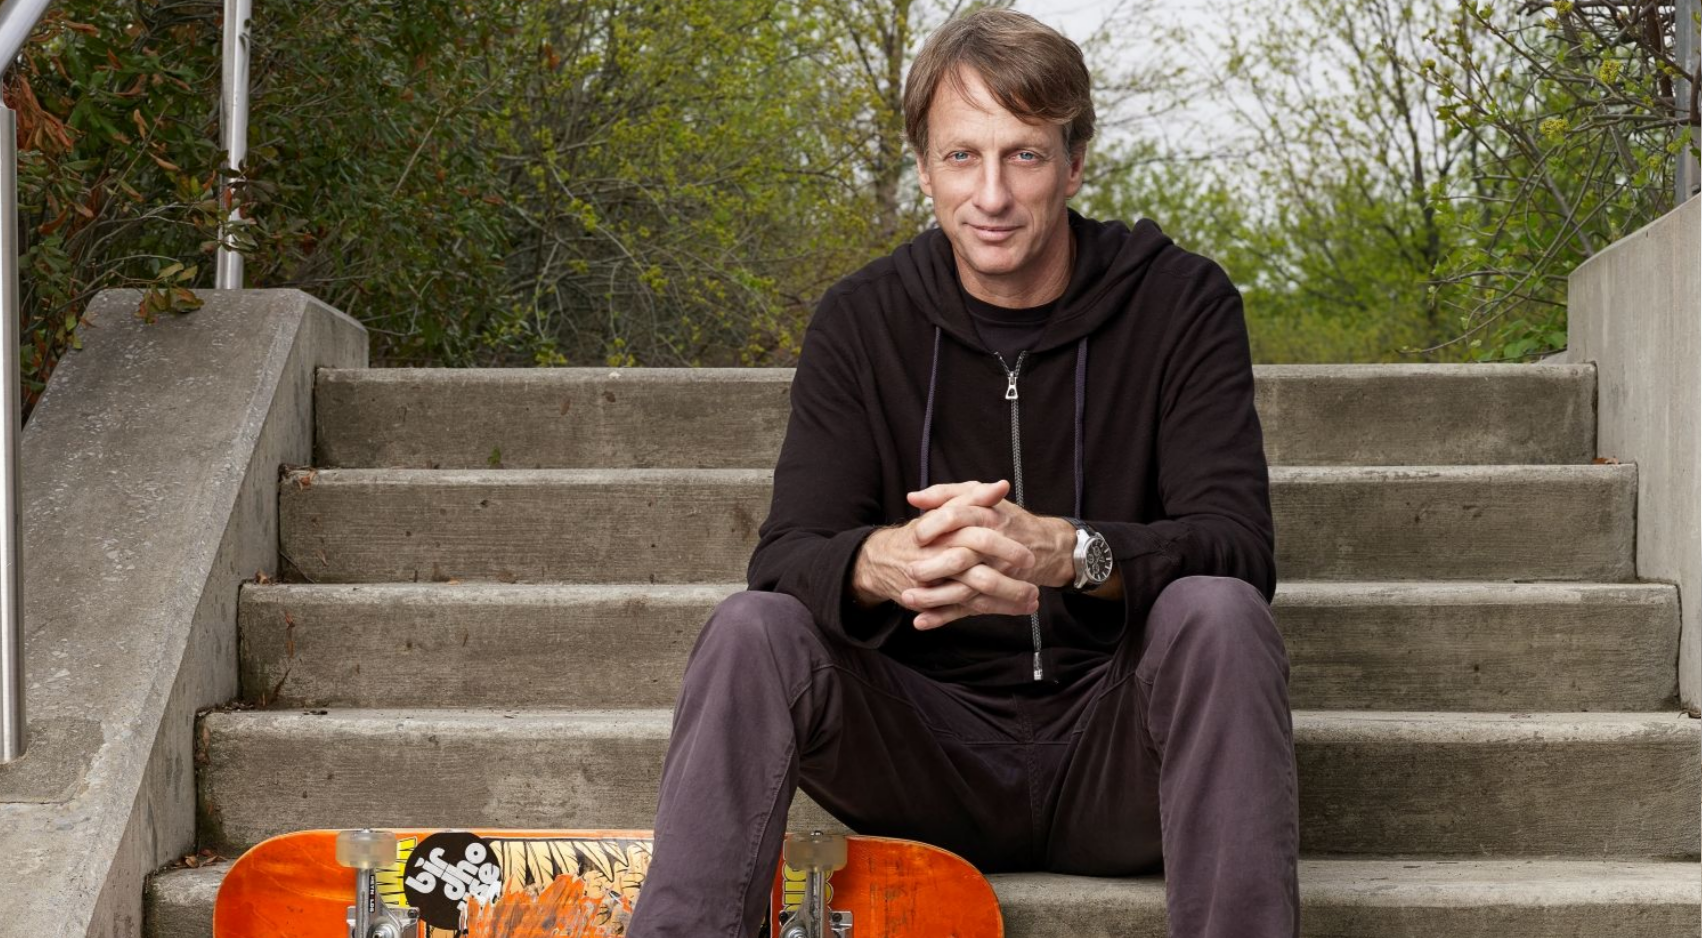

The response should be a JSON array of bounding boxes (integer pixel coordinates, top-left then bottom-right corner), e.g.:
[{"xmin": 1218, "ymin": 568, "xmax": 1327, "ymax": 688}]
[{"xmin": 903, "ymin": 9, "xmax": 1096, "ymax": 161}]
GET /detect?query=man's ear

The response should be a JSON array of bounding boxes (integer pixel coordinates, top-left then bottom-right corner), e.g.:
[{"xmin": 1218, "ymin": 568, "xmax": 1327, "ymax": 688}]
[
  {"xmin": 1064, "ymin": 147, "xmax": 1086, "ymax": 199},
  {"xmin": 915, "ymin": 151, "xmax": 934, "ymax": 198}
]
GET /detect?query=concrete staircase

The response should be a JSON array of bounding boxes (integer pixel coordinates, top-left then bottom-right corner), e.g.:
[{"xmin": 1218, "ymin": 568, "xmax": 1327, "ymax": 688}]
[{"xmin": 145, "ymin": 364, "xmax": 1700, "ymax": 937}]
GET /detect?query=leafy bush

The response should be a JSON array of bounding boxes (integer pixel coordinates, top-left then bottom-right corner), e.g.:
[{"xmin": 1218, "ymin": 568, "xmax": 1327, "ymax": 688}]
[
  {"xmin": 1420, "ymin": 0, "xmax": 1696, "ymax": 361},
  {"xmin": 489, "ymin": 0, "xmax": 880, "ymax": 368},
  {"xmin": 8, "ymin": 0, "xmax": 514, "ymax": 415},
  {"xmin": 6, "ymin": 0, "xmax": 1693, "ymax": 395}
]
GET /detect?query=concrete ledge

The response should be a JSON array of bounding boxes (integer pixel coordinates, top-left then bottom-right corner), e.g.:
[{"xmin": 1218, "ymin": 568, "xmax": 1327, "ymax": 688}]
[
  {"xmin": 0, "ymin": 290, "xmax": 365, "ymax": 938},
  {"xmin": 1567, "ymin": 196, "xmax": 1701, "ymax": 706}
]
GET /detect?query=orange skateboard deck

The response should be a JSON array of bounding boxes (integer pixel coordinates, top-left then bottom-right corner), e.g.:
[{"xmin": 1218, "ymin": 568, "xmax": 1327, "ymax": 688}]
[{"xmin": 213, "ymin": 828, "xmax": 1004, "ymax": 938}]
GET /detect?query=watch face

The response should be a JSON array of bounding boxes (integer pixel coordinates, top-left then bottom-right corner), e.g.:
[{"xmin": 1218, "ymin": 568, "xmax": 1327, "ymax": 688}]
[{"xmin": 1085, "ymin": 537, "xmax": 1114, "ymax": 582}]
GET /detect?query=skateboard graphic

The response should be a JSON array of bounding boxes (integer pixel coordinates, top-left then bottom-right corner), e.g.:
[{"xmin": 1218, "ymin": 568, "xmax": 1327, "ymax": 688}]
[{"xmin": 212, "ymin": 828, "xmax": 1004, "ymax": 938}]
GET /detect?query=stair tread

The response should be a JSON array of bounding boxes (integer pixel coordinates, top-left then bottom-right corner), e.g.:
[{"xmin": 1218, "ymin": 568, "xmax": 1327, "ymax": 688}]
[
  {"xmin": 318, "ymin": 363, "xmax": 1601, "ymax": 379},
  {"xmin": 313, "ymin": 364, "xmax": 1599, "ymax": 470},
  {"xmin": 150, "ymin": 854, "xmax": 1702, "ymax": 895},
  {"xmin": 235, "ymin": 578, "xmax": 1682, "ymax": 714},
  {"xmin": 286, "ymin": 464, "xmax": 1633, "ymax": 480},
  {"xmin": 241, "ymin": 578, "xmax": 1680, "ymax": 598},
  {"xmin": 206, "ymin": 706, "xmax": 1698, "ymax": 736},
  {"xmin": 276, "ymin": 464, "xmax": 1639, "ymax": 584},
  {"xmin": 146, "ymin": 856, "xmax": 1702, "ymax": 930}
]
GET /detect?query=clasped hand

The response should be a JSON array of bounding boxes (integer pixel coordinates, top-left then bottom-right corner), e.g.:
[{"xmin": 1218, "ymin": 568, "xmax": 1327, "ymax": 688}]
[{"xmin": 862, "ymin": 478, "xmax": 1064, "ymax": 630}]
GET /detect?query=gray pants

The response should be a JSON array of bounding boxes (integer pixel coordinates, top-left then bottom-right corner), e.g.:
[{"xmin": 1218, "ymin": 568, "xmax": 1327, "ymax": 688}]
[{"xmin": 626, "ymin": 576, "xmax": 1300, "ymax": 937}]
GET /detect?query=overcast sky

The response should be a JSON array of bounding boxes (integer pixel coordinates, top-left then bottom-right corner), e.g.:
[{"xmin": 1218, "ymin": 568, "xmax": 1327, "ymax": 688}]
[
  {"xmin": 1015, "ymin": 0, "xmax": 1198, "ymax": 41},
  {"xmin": 1008, "ymin": 0, "xmax": 1244, "ymax": 150}
]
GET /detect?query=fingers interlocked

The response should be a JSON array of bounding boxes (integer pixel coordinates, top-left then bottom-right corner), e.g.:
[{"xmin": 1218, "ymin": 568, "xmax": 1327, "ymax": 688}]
[{"xmin": 899, "ymin": 479, "xmax": 1042, "ymax": 630}]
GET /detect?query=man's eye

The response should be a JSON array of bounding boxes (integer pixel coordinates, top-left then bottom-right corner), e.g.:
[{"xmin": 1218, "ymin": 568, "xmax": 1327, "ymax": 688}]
[
  {"xmin": 1015, "ymin": 151, "xmax": 1038, "ymax": 161},
  {"xmin": 948, "ymin": 151, "xmax": 970, "ymax": 162}
]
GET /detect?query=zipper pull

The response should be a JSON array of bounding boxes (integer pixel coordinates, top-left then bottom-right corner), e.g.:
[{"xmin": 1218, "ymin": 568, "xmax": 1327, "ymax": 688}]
[
  {"xmin": 1032, "ymin": 651, "xmax": 1043, "ymax": 681},
  {"xmin": 1005, "ymin": 374, "xmax": 1019, "ymax": 401}
]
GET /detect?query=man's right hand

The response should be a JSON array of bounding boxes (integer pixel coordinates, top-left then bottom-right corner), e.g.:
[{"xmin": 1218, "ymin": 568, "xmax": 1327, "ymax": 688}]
[{"xmin": 849, "ymin": 480, "xmax": 1040, "ymax": 629}]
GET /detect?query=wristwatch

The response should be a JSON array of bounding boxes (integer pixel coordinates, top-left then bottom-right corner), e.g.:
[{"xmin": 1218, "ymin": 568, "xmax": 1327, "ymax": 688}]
[{"xmin": 1061, "ymin": 516, "xmax": 1113, "ymax": 592}]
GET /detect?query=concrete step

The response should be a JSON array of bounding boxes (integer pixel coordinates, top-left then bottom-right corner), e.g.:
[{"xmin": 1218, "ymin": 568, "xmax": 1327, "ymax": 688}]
[
  {"xmin": 238, "ymin": 581, "xmax": 1681, "ymax": 712},
  {"xmin": 146, "ymin": 864, "xmax": 223, "ymax": 938},
  {"xmin": 312, "ymin": 364, "xmax": 1597, "ymax": 469},
  {"xmin": 144, "ymin": 857, "xmax": 1702, "ymax": 938},
  {"xmin": 195, "ymin": 708, "xmax": 1699, "ymax": 859},
  {"xmin": 991, "ymin": 860, "xmax": 1702, "ymax": 937},
  {"xmin": 277, "ymin": 465, "xmax": 1638, "ymax": 584}
]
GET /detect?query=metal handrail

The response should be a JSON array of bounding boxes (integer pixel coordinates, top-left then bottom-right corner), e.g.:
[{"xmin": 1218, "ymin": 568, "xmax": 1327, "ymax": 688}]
[
  {"xmin": 0, "ymin": 0, "xmax": 251, "ymax": 766},
  {"xmin": 216, "ymin": 0, "xmax": 251, "ymax": 290},
  {"xmin": 0, "ymin": 0, "xmax": 51, "ymax": 72},
  {"xmin": 0, "ymin": 0, "xmax": 47, "ymax": 766}
]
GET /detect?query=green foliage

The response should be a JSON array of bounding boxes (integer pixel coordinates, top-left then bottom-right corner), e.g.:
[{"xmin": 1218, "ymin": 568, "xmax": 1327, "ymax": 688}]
[
  {"xmin": 9, "ymin": 7, "xmax": 224, "ymax": 411},
  {"xmin": 489, "ymin": 0, "xmax": 884, "ymax": 368},
  {"xmin": 9, "ymin": 0, "xmax": 513, "ymax": 413},
  {"xmin": 1079, "ymin": 0, "xmax": 1470, "ymax": 363},
  {"xmin": 1080, "ymin": 0, "xmax": 1694, "ymax": 364},
  {"xmin": 238, "ymin": 0, "xmax": 514, "ymax": 365},
  {"xmin": 12, "ymin": 0, "xmax": 1693, "ymax": 389},
  {"xmin": 1418, "ymin": 1, "xmax": 1695, "ymax": 361}
]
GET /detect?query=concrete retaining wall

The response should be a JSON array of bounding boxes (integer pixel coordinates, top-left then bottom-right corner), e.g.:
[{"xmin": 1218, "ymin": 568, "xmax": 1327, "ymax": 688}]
[
  {"xmin": 1566, "ymin": 196, "xmax": 1701, "ymax": 708},
  {"xmin": 0, "ymin": 290, "xmax": 365, "ymax": 938}
]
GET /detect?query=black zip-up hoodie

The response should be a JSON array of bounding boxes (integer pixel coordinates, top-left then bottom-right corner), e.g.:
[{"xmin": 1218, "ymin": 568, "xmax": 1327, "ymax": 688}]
[{"xmin": 747, "ymin": 210, "xmax": 1276, "ymax": 688}]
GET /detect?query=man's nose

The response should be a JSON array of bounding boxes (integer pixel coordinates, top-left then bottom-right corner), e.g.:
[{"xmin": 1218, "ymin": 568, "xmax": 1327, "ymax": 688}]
[{"xmin": 973, "ymin": 162, "xmax": 1012, "ymax": 217}]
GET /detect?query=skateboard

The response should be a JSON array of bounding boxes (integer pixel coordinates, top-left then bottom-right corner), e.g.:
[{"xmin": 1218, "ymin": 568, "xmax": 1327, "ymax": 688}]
[{"xmin": 212, "ymin": 828, "xmax": 1005, "ymax": 938}]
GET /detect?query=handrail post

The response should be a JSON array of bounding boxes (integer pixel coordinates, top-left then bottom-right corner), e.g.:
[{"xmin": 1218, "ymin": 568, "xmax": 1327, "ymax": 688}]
[
  {"xmin": 0, "ymin": 0, "xmax": 63, "ymax": 766},
  {"xmin": 216, "ymin": 0, "xmax": 252, "ymax": 289},
  {"xmin": 1679, "ymin": 0, "xmax": 1700, "ymax": 203},
  {"xmin": 0, "ymin": 103, "xmax": 25, "ymax": 764}
]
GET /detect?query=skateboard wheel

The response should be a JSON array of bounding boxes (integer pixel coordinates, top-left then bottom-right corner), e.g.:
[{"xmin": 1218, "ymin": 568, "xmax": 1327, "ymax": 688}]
[
  {"xmin": 783, "ymin": 830, "xmax": 848, "ymax": 871},
  {"xmin": 335, "ymin": 829, "xmax": 399, "ymax": 869}
]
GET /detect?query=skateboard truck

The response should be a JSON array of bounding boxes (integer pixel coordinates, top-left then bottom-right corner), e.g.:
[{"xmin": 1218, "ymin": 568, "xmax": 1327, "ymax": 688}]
[
  {"xmin": 336, "ymin": 829, "xmax": 419, "ymax": 938},
  {"xmin": 779, "ymin": 831, "xmax": 853, "ymax": 938}
]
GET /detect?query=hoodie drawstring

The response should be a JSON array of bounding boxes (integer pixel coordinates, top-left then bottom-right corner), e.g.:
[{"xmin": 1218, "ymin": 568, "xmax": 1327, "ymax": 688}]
[
  {"xmin": 918, "ymin": 325, "xmax": 1088, "ymax": 680},
  {"xmin": 920, "ymin": 325, "xmax": 942, "ymax": 493},
  {"xmin": 1073, "ymin": 336, "xmax": 1087, "ymax": 520},
  {"xmin": 919, "ymin": 325, "xmax": 1087, "ymax": 515}
]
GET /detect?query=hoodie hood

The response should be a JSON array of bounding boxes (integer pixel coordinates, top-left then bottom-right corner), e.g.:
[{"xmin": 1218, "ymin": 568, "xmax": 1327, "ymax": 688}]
[{"xmin": 891, "ymin": 208, "xmax": 1176, "ymax": 355}]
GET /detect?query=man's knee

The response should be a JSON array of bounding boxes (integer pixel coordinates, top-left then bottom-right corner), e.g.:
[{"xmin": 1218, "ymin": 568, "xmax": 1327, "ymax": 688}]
[
  {"xmin": 688, "ymin": 589, "xmax": 821, "ymax": 674},
  {"xmin": 1143, "ymin": 575, "xmax": 1286, "ymax": 673}
]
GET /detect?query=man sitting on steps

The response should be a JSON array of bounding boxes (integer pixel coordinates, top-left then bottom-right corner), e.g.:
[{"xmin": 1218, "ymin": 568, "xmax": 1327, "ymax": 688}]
[{"xmin": 626, "ymin": 9, "xmax": 1298, "ymax": 937}]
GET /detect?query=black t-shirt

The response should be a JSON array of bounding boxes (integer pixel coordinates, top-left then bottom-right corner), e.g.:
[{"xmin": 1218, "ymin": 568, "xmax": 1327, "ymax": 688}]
[{"xmin": 961, "ymin": 289, "xmax": 1054, "ymax": 366}]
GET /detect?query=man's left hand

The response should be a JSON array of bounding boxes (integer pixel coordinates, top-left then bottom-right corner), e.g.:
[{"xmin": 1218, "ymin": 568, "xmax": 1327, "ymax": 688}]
[{"xmin": 902, "ymin": 481, "xmax": 1078, "ymax": 628}]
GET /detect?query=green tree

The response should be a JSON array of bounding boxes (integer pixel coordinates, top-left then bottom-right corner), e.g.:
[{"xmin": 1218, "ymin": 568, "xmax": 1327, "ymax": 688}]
[
  {"xmin": 1419, "ymin": 0, "xmax": 1697, "ymax": 361},
  {"xmin": 240, "ymin": 0, "xmax": 515, "ymax": 366},
  {"xmin": 490, "ymin": 0, "xmax": 894, "ymax": 368},
  {"xmin": 6, "ymin": 0, "xmax": 516, "ymax": 411},
  {"xmin": 8, "ymin": 5, "xmax": 225, "ymax": 412},
  {"xmin": 1080, "ymin": 0, "xmax": 1478, "ymax": 363}
]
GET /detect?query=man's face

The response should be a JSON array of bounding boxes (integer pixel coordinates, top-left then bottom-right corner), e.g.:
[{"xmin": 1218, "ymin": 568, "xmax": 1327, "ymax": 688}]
[{"xmin": 916, "ymin": 67, "xmax": 1084, "ymax": 298}]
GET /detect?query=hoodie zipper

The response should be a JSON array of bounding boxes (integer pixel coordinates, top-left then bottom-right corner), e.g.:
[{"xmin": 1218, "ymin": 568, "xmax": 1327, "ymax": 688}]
[{"xmin": 994, "ymin": 350, "xmax": 1044, "ymax": 682}]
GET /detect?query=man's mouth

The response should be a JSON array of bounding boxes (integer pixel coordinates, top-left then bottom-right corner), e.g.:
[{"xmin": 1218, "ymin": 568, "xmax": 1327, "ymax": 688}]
[{"xmin": 968, "ymin": 224, "xmax": 1019, "ymax": 241}]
